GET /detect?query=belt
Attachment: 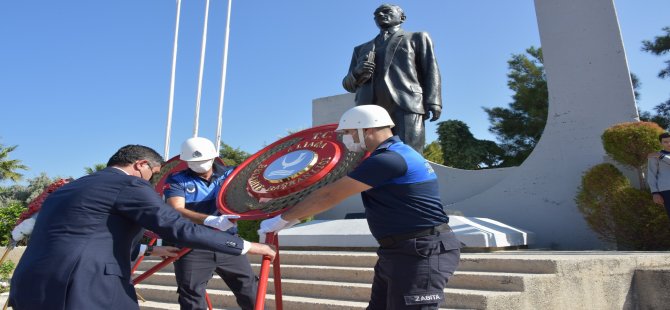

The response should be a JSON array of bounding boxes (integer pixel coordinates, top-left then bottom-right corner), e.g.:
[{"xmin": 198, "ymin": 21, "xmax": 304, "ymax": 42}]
[{"xmin": 377, "ymin": 223, "xmax": 451, "ymax": 248}]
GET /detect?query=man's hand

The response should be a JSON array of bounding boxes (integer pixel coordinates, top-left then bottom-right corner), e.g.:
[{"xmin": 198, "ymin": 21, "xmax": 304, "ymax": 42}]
[
  {"xmin": 653, "ymin": 193, "xmax": 664, "ymax": 205},
  {"xmin": 353, "ymin": 60, "xmax": 375, "ymax": 84},
  {"xmin": 151, "ymin": 246, "xmax": 181, "ymax": 258},
  {"xmin": 203, "ymin": 214, "xmax": 241, "ymax": 231},
  {"xmin": 258, "ymin": 215, "xmax": 299, "ymax": 234},
  {"xmin": 425, "ymin": 105, "xmax": 441, "ymax": 122},
  {"xmin": 246, "ymin": 243, "xmax": 277, "ymax": 261}
]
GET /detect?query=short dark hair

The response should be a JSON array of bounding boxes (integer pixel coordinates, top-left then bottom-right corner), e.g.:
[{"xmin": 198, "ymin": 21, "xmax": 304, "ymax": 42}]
[
  {"xmin": 659, "ymin": 132, "xmax": 670, "ymax": 142},
  {"xmin": 107, "ymin": 145, "xmax": 164, "ymax": 168}
]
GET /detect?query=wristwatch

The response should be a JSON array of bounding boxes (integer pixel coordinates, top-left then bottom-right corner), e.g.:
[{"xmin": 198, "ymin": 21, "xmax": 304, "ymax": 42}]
[{"xmin": 144, "ymin": 245, "xmax": 154, "ymax": 256}]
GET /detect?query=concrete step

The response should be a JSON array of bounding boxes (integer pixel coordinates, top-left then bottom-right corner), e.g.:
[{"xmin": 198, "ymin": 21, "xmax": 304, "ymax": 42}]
[
  {"xmin": 447, "ymin": 271, "xmax": 552, "ymax": 292},
  {"xmin": 443, "ymin": 288, "xmax": 521, "ymax": 310},
  {"xmin": 140, "ymin": 251, "xmax": 559, "ymax": 275},
  {"xmin": 459, "ymin": 255, "xmax": 557, "ymax": 274},
  {"xmin": 135, "ymin": 262, "xmax": 375, "ymax": 284},
  {"xmin": 136, "ymin": 283, "xmax": 479, "ymax": 310},
  {"xmin": 137, "ymin": 267, "xmax": 545, "ymax": 294}
]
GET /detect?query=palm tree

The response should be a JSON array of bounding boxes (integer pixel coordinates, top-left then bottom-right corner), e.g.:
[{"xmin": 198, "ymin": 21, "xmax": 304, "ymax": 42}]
[
  {"xmin": 0, "ymin": 144, "xmax": 28, "ymax": 182},
  {"xmin": 84, "ymin": 163, "xmax": 107, "ymax": 175}
]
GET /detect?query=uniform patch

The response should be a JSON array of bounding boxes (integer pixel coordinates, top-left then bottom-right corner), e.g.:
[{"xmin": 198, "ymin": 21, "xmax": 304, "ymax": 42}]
[
  {"xmin": 186, "ymin": 184, "xmax": 196, "ymax": 194},
  {"xmin": 404, "ymin": 292, "xmax": 443, "ymax": 305},
  {"xmin": 226, "ymin": 241, "xmax": 237, "ymax": 247}
]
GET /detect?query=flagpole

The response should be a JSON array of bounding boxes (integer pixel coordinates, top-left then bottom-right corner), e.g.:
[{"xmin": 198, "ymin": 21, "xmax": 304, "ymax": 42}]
[
  {"xmin": 193, "ymin": 0, "xmax": 212, "ymax": 137},
  {"xmin": 215, "ymin": 0, "xmax": 233, "ymax": 152},
  {"xmin": 164, "ymin": 0, "xmax": 182, "ymax": 159}
]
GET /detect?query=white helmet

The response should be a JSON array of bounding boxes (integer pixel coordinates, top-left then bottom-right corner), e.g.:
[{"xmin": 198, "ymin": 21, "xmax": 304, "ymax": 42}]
[
  {"xmin": 180, "ymin": 137, "xmax": 218, "ymax": 162},
  {"xmin": 336, "ymin": 105, "xmax": 395, "ymax": 132}
]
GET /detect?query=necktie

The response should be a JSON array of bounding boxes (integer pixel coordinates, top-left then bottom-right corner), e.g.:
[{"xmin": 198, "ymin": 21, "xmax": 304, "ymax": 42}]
[{"xmin": 382, "ymin": 31, "xmax": 390, "ymax": 41}]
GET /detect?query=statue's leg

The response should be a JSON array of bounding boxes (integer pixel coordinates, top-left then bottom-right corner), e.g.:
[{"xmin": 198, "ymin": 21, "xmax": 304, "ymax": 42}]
[{"xmin": 391, "ymin": 110, "xmax": 425, "ymax": 153}]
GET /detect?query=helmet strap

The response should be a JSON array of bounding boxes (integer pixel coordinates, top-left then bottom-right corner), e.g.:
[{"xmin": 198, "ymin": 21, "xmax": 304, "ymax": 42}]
[{"xmin": 357, "ymin": 128, "xmax": 368, "ymax": 151}]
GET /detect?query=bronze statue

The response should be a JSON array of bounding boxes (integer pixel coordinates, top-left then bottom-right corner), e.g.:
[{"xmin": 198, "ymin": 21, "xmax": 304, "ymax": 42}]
[{"xmin": 342, "ymin": 4, "xmax": 442, "ymax": 153}]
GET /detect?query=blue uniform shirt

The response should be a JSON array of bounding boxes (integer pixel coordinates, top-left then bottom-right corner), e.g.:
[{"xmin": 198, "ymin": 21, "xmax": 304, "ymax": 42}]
[
  {"xmin": 348, "ymin": 136, "xmax": 449, "ymax": 240},
  {"xmin": 164, "ymin": 162, "xmax": 234, "ymax": 216}
]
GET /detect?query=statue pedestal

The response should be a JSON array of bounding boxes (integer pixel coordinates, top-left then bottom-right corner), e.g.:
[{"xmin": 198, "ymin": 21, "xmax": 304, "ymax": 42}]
[{"xmin": 278, "ymin": 217, "xmax": 534, "ymax": 249}]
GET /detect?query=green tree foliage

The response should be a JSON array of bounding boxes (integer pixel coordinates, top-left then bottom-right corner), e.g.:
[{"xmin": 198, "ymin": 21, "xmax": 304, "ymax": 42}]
[
  {"xmin": 84, "ymin": 163, "xmax": 106, "ymax": 174},
  {"xmin": 642, "ymin": 26, "xmax": 670, "ymax": 79},
  {"xmin": 219, "ymin": 143, "xmax": 251, "ymax": 166},
  {"xmin": 0, "ymin": 202, "xmax": 25, "ymax": 246},
  {"xmin": 484, "ymin": 47, "xmax": 548, "ymax": 167},
  {"xmin": 423, "ymin": 141, "xmax": 443, "ymax": 164},
  {"xmin": 640, "ymin": 26, "xmax": 670, "ymax": 129},
  {"xmin": 601, "ymin": 122, "xmax": 664, "ymax": 188},
  {"xmin": 237, "ymin": 219, "xmax": 261, "ymax": 242},
  {"xmin": 437, "ymin": 120, "xmax": 503, "ymax": 169},
  {"xmin": 0, "ymin": 144, "xmax": 28, "ymax": 182},
  {"xmin": 0, "ymin": 173, "xmax": 57, "ymax": 208}
]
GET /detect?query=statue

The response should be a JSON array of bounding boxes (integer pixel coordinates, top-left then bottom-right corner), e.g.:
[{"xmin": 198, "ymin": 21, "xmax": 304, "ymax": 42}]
[{"xmin": 342, "ymin": 4, "xmax": 442, "ymax": 153}]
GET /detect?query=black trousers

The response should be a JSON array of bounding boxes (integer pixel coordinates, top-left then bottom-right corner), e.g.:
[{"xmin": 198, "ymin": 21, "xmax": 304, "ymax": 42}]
[
  {"xmin": 173, "ymin": 248, "xmax": 258, "ymax": 310},
  {"xmin": 367, "ymin": 231, "xmax": 461, "ymax": 310},
  {"xmin": 657, "ymin": 190, "xmax": 670, "ymax": 220}
]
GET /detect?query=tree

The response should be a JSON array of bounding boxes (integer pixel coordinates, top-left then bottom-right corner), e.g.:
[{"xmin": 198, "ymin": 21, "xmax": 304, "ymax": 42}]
[
  {"xmin": 484, "ymin": 47, "xmax": 548, "ymax": 167},
  {"xmin": 422, "ymin": 141, "xmax": 443, "ymax": 164},
  {"xmin": 0, "ymin": 173, "xmax": 57, "ymax": 208},
  {"xmin": 640, "ymin": 27, "xmax": 670, "ymax": 129},
  {"xmin": 84, "ymin": 163, "xmax": 106, "ymax": 174},
  {"xmin": 0, "ymin": 144, "xmax": 28, "ymax": 182},
  {"xmin": 219, "ymin": 143, "xmax": 251, "ymax": 166},
  {"xmin": 437, "ymin": 120, "xmax": 503, "ymax": 169},
  {"xmin": 642, "ymin": 26, "xmax": 670, "ymax": 79}
]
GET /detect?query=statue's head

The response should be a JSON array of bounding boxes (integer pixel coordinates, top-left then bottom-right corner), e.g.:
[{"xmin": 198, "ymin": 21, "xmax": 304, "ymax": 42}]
[{"xmin": 374, "ymin": 4, "xmax": 405, "ymax": 30}]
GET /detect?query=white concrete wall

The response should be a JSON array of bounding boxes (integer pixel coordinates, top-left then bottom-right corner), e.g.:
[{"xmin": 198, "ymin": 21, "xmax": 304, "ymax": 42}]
[{"xmin": 312, "ymin": 0, "xmax": 638, "ymax": 249}]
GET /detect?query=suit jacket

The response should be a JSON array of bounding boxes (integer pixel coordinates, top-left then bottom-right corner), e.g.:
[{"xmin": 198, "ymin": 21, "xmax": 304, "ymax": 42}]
[
  {"xmin": 342, "ymin": 29, "xmax": 442, "ymax": 114},
  {"xmin": 9, "ymin": 167, "xmax": 245, "ymax": 310}
]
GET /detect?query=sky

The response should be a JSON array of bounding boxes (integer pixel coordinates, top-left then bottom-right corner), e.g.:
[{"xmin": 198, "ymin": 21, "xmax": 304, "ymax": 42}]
[{"xmin": 1, "ymin": 0, "xmax": 669, "ymax": 183}]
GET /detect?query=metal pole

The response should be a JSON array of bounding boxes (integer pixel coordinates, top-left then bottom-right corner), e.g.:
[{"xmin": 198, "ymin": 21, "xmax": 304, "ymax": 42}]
[
  {"xmin": 193, "ymin": 0, "xmax": 212, "ymax": 137},
  {"xmin": 215, "ymin": 0, "xmax": 233, "ymax": 152},
  {"xmin": 163, "ymin": 0, "xmax": 182, "ymax": 159}
]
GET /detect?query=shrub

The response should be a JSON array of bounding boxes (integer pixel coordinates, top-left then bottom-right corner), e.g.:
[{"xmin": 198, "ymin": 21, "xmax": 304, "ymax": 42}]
[
  {"xmin": 601, "ymin": 122, "xmax": 665, "ymax": 188},
  {"xmin": 237, "ymin": 219, "xmax": 261, "ymax": 242},
  {"xmin": 576, "ymin": 163, "xmax": 629, "ymax": 245},
  {"xmin": 0, "ymin": 202, "xmax": 26, "ymax": 246},
  {"xmin": 610, "ymin": 187, "xmax": 670, "ymax": 250}
]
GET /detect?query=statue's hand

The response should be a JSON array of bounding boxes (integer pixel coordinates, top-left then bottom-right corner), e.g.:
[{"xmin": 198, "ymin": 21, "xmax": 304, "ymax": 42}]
[
  {"xmin": 426, "ymin": 105, "xmax": 441, "ymax": 122},
  {"xmin": 353, "ymin": 60, "xmax": 375, "ymax": 84}
]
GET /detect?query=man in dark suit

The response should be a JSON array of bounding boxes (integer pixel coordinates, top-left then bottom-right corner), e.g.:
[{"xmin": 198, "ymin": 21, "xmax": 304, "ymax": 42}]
[
  {"xmin": 9, "ymin": 145, "xmax": 275, "ymax": 310},
  {"xmin": 342, "ymin": 4, "xmax": 442, "ymax": 153}
]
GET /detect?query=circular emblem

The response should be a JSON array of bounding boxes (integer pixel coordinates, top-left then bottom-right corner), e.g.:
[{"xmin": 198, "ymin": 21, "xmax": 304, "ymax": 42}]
[
  {"xmin": 262, "ymin": 150, "xmax": 317, "ymax": 183},
  {"xmin": 218, "ymin": 124, "xmax": 367, "ymax": 219}
]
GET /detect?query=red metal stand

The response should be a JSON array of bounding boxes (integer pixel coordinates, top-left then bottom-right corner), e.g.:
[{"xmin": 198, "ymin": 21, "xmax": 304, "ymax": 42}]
[
  {"xmin": 254, "ymin": 232, "xmax": 283, "ymax": 310},
  {"xmin": 131, "ymin": 238, "xmax": 157, "ymax": 274}
]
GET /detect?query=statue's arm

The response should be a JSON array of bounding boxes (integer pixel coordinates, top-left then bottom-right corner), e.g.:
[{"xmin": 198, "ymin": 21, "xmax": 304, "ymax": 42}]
[
  {"xmin": 342, "ymin": 50, "xmax": 359, "ymax": 93},
  {"xmin": 415, "ymin": 32, "xmax": 442, "ymax": 109}
]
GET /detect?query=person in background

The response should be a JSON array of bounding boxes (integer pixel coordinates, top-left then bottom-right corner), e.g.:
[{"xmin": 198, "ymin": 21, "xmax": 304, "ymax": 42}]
[{"xmin": 647, "ymin": 132, "xmax": 670, "ymax": 220}]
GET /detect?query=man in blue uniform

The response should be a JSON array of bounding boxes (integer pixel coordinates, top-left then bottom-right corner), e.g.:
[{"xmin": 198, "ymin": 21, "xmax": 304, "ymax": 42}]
[
  {"xmin": 9, "ymin": 145, "xmax": 275, "ymax": 310},
  {"xmin": 164, "ymin": 137, "xmax": 257, "ymax": 310},
  {"xmin": 260, "ymin": 105, "xmax": 461, "ymax": 309}
]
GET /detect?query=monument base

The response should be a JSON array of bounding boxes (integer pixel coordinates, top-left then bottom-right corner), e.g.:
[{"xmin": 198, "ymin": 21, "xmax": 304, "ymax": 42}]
[{"xmin": 278, "ymin": 217, "xmax": 534, "ymax": 249}]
